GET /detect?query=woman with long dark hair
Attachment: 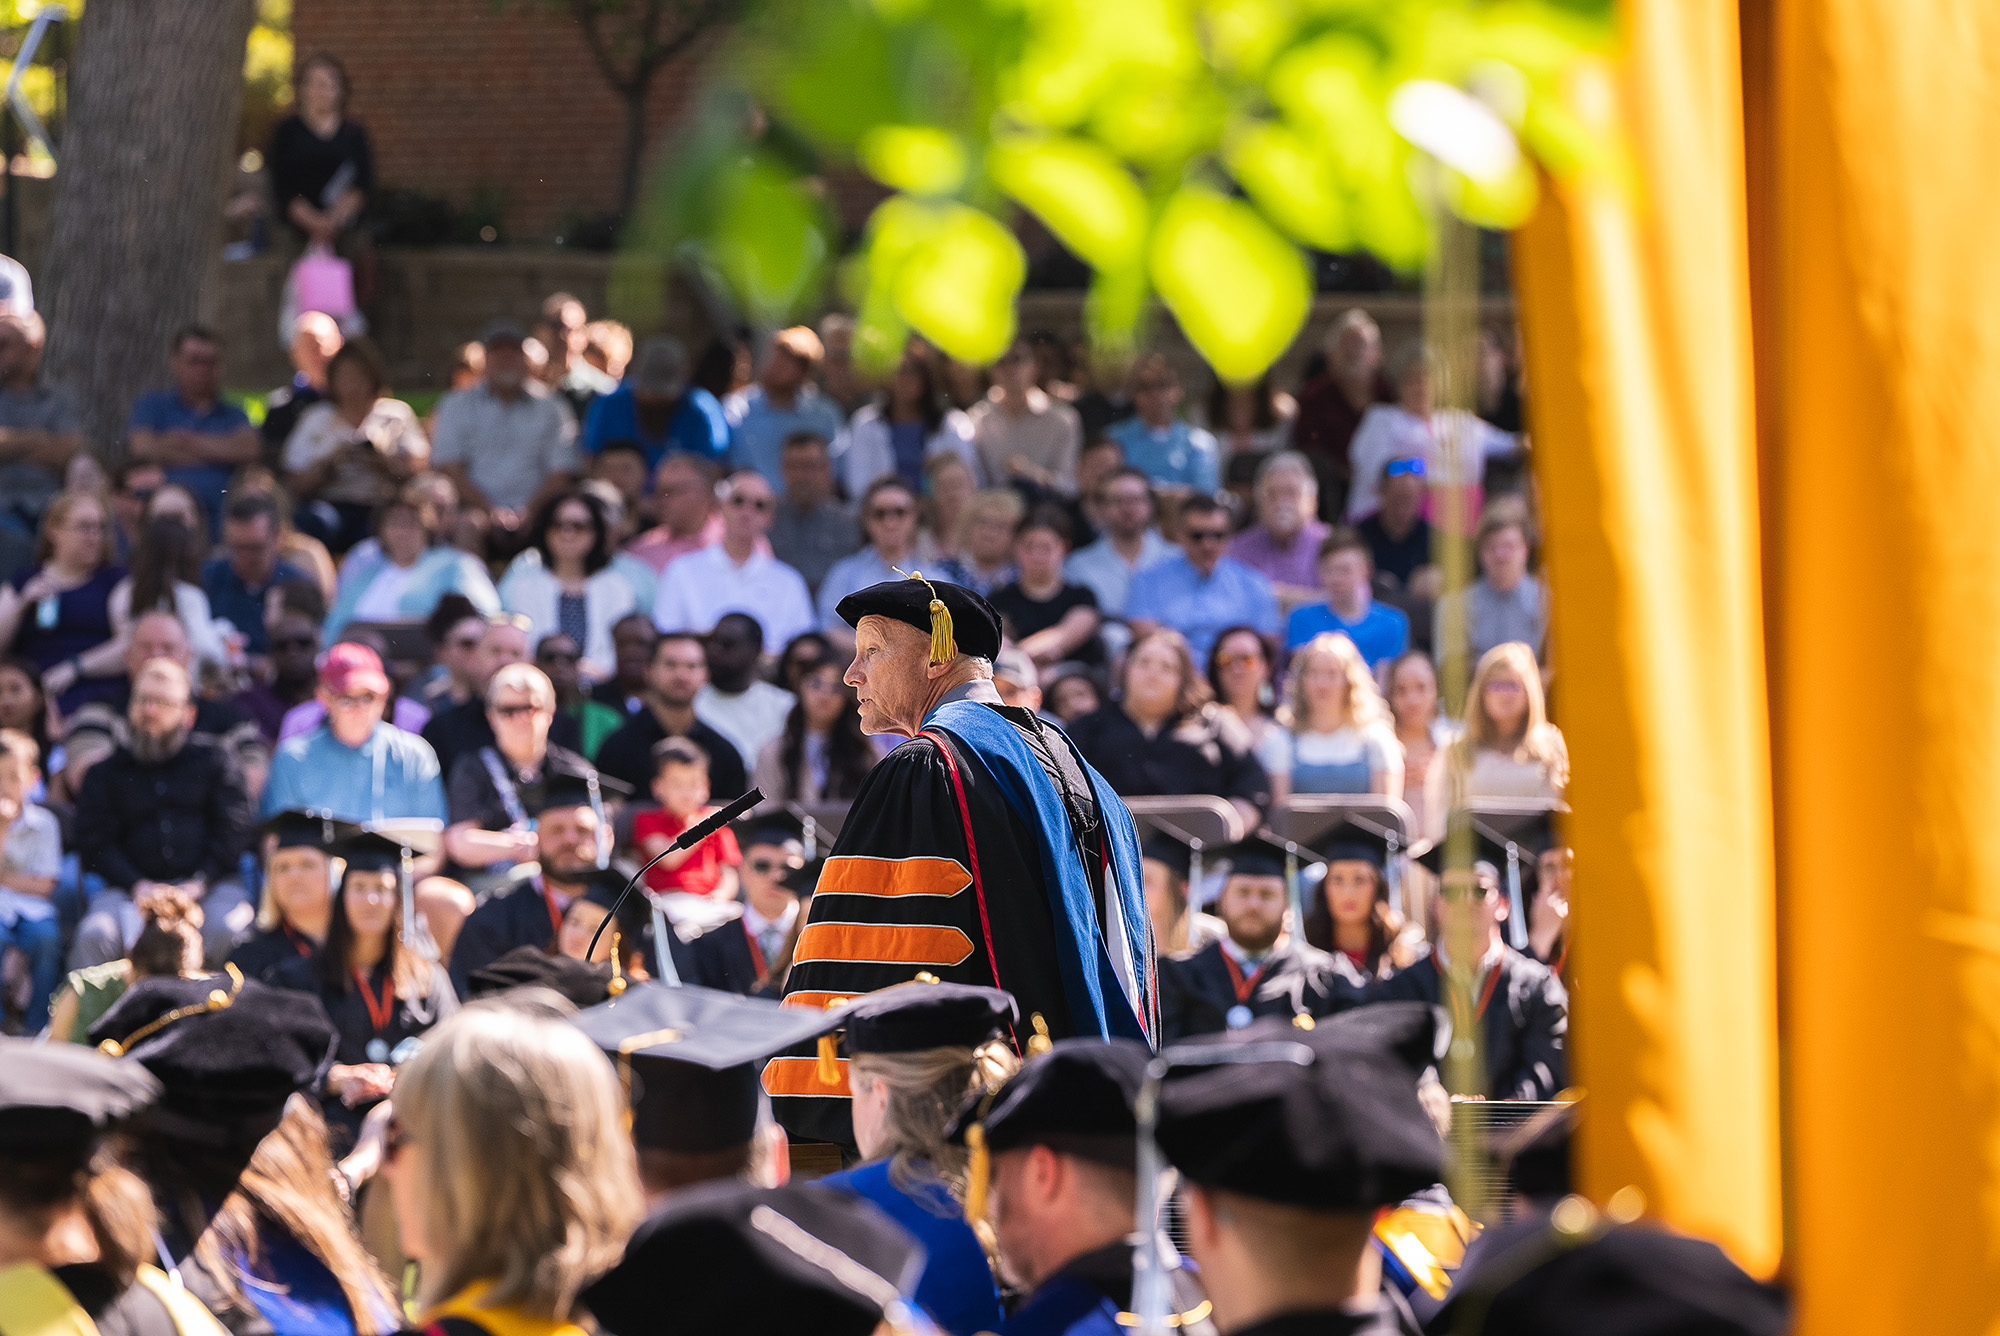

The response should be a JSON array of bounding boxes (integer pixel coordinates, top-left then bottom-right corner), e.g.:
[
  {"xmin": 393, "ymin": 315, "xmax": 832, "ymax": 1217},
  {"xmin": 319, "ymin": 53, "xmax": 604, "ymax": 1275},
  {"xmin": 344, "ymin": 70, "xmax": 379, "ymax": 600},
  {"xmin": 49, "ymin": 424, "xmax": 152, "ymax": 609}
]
[
  {"xmin": 0, "ymin": 654, "xmax": 55, "ymax": 768},
  {"xmin": 499, "ymin": 487, "xmax": 639, "ymax": 682},
  {"xmin": 1206, "ymin": 624, "xmax": 1287, "ymax": 785},
  {"xmin": 1301, "ymin": 827, "xmax": 1422, "ymax": 1006},
  {"xmin": 836, "ymin": 349, "xmax": 979, "ymax": 495},
  {"xmin": 751, "ymin": 658, "xmax": 877, "ymax": 810},
  {"xmin": 112, "ymin": 504, "xmax": 227, "ymax": 670},
  {"xmin": 315, "ymin": 831, "xmax": 456, "ymax": 1148}
]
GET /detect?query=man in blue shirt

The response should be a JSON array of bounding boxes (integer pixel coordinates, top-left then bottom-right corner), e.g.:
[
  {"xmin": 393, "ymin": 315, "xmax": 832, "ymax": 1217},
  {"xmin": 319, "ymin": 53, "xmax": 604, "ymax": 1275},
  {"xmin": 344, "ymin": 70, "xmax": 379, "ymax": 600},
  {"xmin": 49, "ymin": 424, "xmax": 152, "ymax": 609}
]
[
  {"xmin": 724, "ymin": 326, "xmax": 847, "ymax": 490},
  {"xmin": 202, "ymin": 493, "xmax": 308, "ymax": 656},
  {"xmin": 127, "ymin": 325, "xmax": 260, "ymax": 538},
  {"xmin": 579, "ymin": 334, "xmax": 728, "ymax": 469},
  {"xmin": 1125, "ymin": 494, "xmax": 1279, "ymax": 664},
  {"xmin": 1283, "ymin": 526, "xmax": 1410, "ymax": 668},
  {"xmin": 260, "ymin": 642, "xmax": 447, "ymax": 827},
  {"xmin": 1105, "ymin": 354, "xmax": 1219, "ymax": 495}
]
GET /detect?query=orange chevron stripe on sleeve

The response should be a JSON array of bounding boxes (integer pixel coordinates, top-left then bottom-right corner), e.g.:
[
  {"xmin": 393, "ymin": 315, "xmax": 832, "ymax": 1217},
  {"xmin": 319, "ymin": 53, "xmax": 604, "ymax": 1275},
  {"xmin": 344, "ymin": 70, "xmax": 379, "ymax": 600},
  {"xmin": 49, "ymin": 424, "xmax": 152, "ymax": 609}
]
[
  {"xmin": 792, "ymin": 922, "xmax": 975, "ymax": 969},
  {"xmin": 762, "ymin": 1055, "xmax": 851, "ymax": 1099},
  {"xmin": 779, "ymin": 991, "xmax": 855, "ymax": 1012},
  {"xmin": 815, "ymin": 856, "xmax": 972, "ymax": 900}
]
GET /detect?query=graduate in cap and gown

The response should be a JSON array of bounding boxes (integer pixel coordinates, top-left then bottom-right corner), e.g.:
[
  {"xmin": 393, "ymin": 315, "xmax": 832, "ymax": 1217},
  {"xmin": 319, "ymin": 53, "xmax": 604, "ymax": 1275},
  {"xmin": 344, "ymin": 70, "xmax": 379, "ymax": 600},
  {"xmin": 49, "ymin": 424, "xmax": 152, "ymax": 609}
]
[
  {"xmin": 1378, "ymin": 828, "xmax": 1568, "ymax": 1101},
  {"xmin": 228, "ymin": 809, "xmax": 361, "ymax": 989},
  {"xmin": 778, "ymin": 575, "xmax": 1154, "ymax": 1147},
  {"xmin": 583, "ymin": 1179, "xmax": 929, "ymax": 1336},
  {"xmin": 446, "ymin": 767, "xmax": 629, "ymax": 995},
  {"xmin": 87, "ymin": 968, "xmax": 402, "ymax": 1335},
  {"xmin": 569, "ymin": 981, "xmax": 847, "ymax": 1209},
  {"xmin": 683, "ymin": 813, "xmax": 810, "ymax": 998},
  {"xmin": 0, "ymin": 1037, "xmax": 232, "ymax": 1335},
  {"xmin": 815, "ymin": 981, "xmax": 1017, "ymax": 1336},
  {"xmin": 1302, "ymin": 819, "xmax": 1427, "ymax": 1008},
  {"xmin": 946, "ymin": 1037, "xmax": 1216, "ymax": 1336},
  {"xmin": 1157, "ymin": 835, "xmax": 1349, "ymax": 1042},
  {"xmin": 312, "ymin": 828, "xmax": 458, "ymax": 1149},
  {"xmin": 1150, "ymin": 1003, "xmax": 1449, "ymax": 1336}
]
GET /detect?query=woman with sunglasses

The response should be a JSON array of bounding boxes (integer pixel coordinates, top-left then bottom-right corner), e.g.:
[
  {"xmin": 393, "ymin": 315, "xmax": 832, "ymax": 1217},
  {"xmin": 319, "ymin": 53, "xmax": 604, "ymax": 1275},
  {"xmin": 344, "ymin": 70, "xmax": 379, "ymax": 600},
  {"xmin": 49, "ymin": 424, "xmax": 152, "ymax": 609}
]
[
  {"xmin": 383, "ymin": 1001, "xmax": 642, "ymax": 1336},
  {"xmin": 315, "ymin": 830, "xmax": 457, "ymax": 1150},
  {"xmin": 751, "ymin": 657, "xmax": 876, "ymax": 810},
  {"xmin": 499, "ymin": 488, "xmax": 638, "ymax": 683},
  {"xmin": 1207, "ymin": 624, "xmax": 1289, "ymax": 789}
]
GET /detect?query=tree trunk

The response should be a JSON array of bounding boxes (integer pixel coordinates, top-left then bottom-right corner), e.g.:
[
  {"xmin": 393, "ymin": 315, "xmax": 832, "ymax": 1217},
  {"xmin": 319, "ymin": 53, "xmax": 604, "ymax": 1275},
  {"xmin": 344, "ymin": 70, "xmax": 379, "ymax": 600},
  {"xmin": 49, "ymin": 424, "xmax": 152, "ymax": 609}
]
[
  {"xmin": 618, "ymin": 75, "xmax": 653, "ymax": 225},
  {"xmin": 41, "ymin": 0, "xmax": 257, "ymax": 460}
]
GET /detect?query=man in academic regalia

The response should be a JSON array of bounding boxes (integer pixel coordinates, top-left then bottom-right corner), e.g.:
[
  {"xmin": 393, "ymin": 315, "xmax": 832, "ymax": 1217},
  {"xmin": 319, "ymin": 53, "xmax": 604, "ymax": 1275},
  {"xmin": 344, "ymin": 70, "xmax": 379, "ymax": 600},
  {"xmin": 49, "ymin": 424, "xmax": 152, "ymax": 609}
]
[
  {"xmin": 1158, "ymin": 835, "xmax": 1350, "ymax": 1041},
  {"xmin": 685, "ymin": 816, "xmax": 808, "ymax": 997},
  {"xmin": 446, "ymin": 768, "xmax": 629, "ymax": 994},
  {"xmin": 1378, "ymin": 845, "xmax": 1568, "ymax": 1101},
  {"xmin": 775, "ymin": 575, "xmax": 1154, "ymax": 1146}
]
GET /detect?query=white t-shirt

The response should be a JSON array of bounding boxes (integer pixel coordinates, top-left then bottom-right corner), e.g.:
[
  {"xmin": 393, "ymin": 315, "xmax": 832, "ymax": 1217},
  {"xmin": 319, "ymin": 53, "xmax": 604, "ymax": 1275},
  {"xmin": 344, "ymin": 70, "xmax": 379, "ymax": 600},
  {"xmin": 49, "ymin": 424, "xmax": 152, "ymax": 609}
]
[
  {"xmin": 696, "ymin": 680, "xmax": 798, "ymax": 773},
  {"xmin": 1345, "ymin": 405, "xmax": 1517, "ymax": 521},
  {"xmin": 1272, "ymin": 722, "xmax": 1403, "ymax": 796},
  {"xmin": 653, "ymin": 544, "xmax": 817, "ymax": 651},
  {"xmin": 0, "ymin": 801, "xmax": 61, "ymax": 925},
  {"xmin": 282, "ymin": 398, "xmax": 430, "ymax": 504}
]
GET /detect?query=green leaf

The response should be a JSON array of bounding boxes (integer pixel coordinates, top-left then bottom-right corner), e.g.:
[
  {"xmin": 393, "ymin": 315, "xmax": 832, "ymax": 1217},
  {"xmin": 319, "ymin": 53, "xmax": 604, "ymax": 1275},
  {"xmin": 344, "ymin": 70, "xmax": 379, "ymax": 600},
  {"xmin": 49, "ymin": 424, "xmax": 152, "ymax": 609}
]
[
  {"xmin": 1149, "ymin": 187, "xmax": 1311, "ymax": 382},
  {"xmin": 707, "ymin": 157, "xmax": 831, "ymax": 323},
  {"xmin": 890, "ymin": 205, "xmax": 1027, "ymax": 364},
  {"xmin": 989, "ymin": 134, "xmax": 1149, "ymax": 270},
  {"xmin": 1223, "ymin": 118, "xmax": 1351, "ymax": 251},
  {"xmin": 858, "ymin": 125, "xmax": 970, "ymax": 194}
]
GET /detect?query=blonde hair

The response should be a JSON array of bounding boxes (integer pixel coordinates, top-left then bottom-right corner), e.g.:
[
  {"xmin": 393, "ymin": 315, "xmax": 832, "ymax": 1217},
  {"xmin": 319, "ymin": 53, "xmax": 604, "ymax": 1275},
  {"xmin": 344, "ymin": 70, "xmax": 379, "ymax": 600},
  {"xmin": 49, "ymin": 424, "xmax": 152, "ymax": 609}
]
[
  {"xmin": 966, "ymin": 487, "xmax": 1027, "ymax": 529},
  {"xmin": 255, "ymin": 842, "xmax": 332, "ymax": 933},
  {"xmin": 486, "ymin": 661, "xmax": 555, "ymax": 712},
  {"xmin": 1449, "ymin": 642, "xmax": 1568, "ymax": 793},
  {"xmin": 393, "ymin": 1001, "xmax": 642, "ymax": 1319},
  {"xmin": 1282, "ymin": 632, "xmax": 1391, "ymax": 733},
  {"xmin": 851, "ymin": 1040, "xmax": 1020, "ymax": 1207},
  {"xmin": 35, "ymin": 489, "xmax": 114, "ymax": 568}
]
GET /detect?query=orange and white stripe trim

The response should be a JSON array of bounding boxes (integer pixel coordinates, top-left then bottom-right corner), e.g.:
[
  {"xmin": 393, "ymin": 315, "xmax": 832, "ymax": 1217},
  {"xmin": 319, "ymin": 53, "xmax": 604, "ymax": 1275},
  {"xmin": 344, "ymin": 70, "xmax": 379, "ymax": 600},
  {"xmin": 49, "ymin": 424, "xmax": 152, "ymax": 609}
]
[
  {"xmin": 815, "ymin": 855, "xmax": 972, "ymax": 900},
  {"xmin": 792, "ymin": 921, "xmax": 975, "ymax": 969}
]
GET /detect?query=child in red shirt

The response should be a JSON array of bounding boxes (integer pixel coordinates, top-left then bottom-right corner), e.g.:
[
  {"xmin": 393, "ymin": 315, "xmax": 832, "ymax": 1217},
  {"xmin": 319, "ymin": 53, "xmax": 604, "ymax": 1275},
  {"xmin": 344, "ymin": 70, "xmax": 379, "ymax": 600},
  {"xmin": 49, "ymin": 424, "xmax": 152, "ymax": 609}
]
[{"xmin": 631, "ymin": 738, "xmax": 741, "ymax": 897}]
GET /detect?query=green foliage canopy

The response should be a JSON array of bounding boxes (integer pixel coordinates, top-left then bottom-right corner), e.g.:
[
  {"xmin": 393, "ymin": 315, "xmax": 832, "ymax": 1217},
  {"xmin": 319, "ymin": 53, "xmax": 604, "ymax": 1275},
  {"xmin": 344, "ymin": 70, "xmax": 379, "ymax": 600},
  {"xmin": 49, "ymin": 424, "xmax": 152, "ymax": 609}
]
[{"xmin": 646, "ymin": 0, "xmax": 1614, "ymax": 378}]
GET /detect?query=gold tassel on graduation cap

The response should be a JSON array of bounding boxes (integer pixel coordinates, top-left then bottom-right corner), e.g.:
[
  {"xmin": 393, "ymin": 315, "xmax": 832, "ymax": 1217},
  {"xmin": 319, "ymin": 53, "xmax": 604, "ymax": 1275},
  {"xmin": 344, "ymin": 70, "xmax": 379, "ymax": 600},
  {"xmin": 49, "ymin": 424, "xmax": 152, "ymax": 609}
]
[
  {"xmin": 607, "ymin": 929, "xmax": 628, "ymax": 997},
  {"xmin": 894, "ymin": 567, "xmax": 956, "ymax": 664},
  {"xmin": 964, "ymin": 1123, "xmax": 991, "ymax": 1223},
  {"xmin": 817, "ymin": 994, "xmax": 849, "ymax": 1087},
  {"xmin": 1027, "ymin": 1013, "xmax": 1053, "ymax": 1056},
  {"xmin": 98, "ymin": 963, "xmax": 243, "ymax": 1057}
]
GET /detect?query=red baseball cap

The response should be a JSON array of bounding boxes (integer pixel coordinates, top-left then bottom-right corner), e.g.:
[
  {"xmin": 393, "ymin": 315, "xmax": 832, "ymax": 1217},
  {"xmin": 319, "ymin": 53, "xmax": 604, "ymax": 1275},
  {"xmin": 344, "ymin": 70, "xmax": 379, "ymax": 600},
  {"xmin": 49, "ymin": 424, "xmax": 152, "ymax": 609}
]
[{"xmin": 320, "ymin": 642, "xmax": 390, "ymax": 698}]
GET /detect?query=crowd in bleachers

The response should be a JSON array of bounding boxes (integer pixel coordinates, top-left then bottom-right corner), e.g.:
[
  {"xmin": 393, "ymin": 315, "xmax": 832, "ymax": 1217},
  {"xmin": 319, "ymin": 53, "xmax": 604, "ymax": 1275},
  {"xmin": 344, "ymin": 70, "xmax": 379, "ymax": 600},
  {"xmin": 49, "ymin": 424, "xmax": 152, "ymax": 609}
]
[{"xmin": 0, "ymin": 292, "xmax": 1570, "ymax": 1056}]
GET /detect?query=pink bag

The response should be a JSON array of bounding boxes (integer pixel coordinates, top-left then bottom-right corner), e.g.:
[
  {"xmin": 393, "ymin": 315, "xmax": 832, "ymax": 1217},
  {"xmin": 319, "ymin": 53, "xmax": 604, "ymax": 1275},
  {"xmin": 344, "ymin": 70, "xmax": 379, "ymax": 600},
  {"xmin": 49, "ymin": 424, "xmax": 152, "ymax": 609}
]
[{"xmin": 291, "ymin": 244, "xmax": 356, "ymax": 320}]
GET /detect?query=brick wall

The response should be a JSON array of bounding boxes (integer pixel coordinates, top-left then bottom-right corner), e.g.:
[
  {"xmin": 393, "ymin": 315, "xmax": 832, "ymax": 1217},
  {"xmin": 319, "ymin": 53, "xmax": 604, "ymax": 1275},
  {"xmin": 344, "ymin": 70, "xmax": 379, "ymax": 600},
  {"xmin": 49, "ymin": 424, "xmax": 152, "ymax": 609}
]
[{"xmin": 292, "ymin": 0, "xmax": 713, "ymax": 240}]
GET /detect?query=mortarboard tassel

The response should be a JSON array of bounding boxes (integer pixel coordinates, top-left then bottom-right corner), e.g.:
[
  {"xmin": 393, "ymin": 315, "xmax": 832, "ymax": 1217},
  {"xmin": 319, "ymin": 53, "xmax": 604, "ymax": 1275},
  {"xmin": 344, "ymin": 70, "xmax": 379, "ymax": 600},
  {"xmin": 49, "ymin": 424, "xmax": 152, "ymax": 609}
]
[
  {"xmin": 817, "ymin": 1032, "xmax": 841, "ymax": 1087},
  {"xmin": 897, "ymin": 567, "xmax": 958, "ymax": 664},
  {"xmin": 607, "ymin": 929, "xmax": 627, "ymax": 997},
  {"xmin": 964, "ymin": 1122, "xmax": 991, "ymax": 1223},
  {"xmin": 1027, "ymin": 1013, "xmax": 1053, "ymax": 1056}
]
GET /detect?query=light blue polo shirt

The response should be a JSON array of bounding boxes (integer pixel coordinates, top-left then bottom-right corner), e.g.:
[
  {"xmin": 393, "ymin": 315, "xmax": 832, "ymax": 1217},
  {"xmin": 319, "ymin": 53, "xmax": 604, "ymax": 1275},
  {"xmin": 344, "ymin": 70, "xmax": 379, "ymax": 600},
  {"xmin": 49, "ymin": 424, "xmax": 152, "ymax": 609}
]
[{"xmin": 260, "ymin": 720, "xmax": 447, "ymax": 825}]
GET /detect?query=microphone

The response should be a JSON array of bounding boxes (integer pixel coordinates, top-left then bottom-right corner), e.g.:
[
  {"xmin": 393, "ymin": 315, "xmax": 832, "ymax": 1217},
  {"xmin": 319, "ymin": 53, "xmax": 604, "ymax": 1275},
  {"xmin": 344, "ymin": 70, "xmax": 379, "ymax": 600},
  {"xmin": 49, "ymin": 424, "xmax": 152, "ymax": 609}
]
[{"xmin": 585, "ymin": 787, "xmax": 766, "ymax": 967}]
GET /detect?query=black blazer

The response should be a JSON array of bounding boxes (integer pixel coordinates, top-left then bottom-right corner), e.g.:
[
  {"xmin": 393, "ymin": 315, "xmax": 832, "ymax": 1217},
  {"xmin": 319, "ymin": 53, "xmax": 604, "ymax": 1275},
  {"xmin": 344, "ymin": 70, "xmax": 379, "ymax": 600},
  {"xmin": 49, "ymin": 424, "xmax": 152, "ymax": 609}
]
[{"xmin": 1158, "ymin": 936, "xmax": 1349, "ymax": 1042}]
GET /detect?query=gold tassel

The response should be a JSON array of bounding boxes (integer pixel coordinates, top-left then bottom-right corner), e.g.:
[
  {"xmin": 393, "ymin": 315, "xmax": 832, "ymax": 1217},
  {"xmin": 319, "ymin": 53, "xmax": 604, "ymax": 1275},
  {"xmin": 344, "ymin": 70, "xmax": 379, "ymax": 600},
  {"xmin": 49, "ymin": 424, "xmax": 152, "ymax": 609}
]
[
  {"xmin": 1027, "ymin": 1013, "xmax": 1053, "ymax": 1056},
  {"xmin": 817, "ymin": 1032, "xmax": 841, "ymax": 1086},
  {"xmin": 607, "ymin": 928, "xmax": 627, "ymax": 996},
  {"xmin": 896, "ymin": 567, "xmax": 957, "ymax": 664},
  {"xmin": 964, "ymin": 1124, "xmax": 990, "ymax": 1223}
]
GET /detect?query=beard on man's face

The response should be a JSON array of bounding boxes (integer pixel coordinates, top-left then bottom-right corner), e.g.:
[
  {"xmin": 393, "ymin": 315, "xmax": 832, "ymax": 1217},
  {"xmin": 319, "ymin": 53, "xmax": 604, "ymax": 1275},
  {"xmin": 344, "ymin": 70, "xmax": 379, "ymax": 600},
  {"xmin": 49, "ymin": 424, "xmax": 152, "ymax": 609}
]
[{"xmin": 129, "ymin": 721, "xmax": 190, "ymax": 765}]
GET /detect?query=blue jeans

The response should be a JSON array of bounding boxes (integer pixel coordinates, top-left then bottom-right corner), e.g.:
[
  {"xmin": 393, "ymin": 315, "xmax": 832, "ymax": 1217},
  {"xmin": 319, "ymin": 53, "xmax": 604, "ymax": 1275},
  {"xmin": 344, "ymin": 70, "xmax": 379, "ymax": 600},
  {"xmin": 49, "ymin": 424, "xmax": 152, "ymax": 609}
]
[{"xmin": 0, "ymin": 913, "xmax": 61, "ymax": 1033}]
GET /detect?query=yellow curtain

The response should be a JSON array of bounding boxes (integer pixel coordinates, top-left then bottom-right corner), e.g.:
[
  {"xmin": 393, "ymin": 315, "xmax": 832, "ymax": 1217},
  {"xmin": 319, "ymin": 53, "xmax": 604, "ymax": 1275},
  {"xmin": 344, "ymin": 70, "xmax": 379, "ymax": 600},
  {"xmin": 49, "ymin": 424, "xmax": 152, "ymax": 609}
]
[
  {"xmin": 1512, "ymin": 0, "xmax": 1783, "ymax": 1275},
  {"xmin": 1760, "ymin": 0, "xmax": 2000, "ymax": 1328}
]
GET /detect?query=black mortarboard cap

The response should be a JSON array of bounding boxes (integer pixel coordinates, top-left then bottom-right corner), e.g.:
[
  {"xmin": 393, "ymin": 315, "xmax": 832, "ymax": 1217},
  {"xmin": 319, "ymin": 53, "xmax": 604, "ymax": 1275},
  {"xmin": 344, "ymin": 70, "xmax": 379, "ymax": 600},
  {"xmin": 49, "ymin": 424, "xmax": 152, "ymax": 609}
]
[
  {"xmin": 583, "ymin": 1180, "xmax": 924, "ymax": 1336},
  {"xmin": 946, "ymin": 1036, "xmax": 1148, "ymax": 1167},
  {"xmin": 467, "ymin": 944, "xmax": 615, "ymax": 1008},
  {"xmin": 332, "ymin": 830, "xmax": 411, "ymax": 875},
  {"xmin": 257, "ymin": 808, "xmax": 362, "ymax": 852},
  {"xmin": 571, "ymin": 982, "xmax": 847, "ymax": 1154},
  {"xmin": 1155, "ymin": 1001, "xmax": 1445, "ymax": 1211},
  {"xmin": 1414, "ymin": 808, "xmax": 1556, "ymax": 877},
  {"xmin": 1433, "ymin": 1220, "xmax": 1789, "ymax": 1336},
  {"xmin": 737, "ymin": 808, "xmax": 807, "ymax": 851},
  {"xmin": 1142, "ymin": 829, "xmax": 1194, "ymax": 881},
  {"xmin": 532, "ymin": 763, "xmax": 632, "ymax": 817},
  {"xmin": 1320, "ymin": 816, "xmax": 1403, "ymax": 869},
  {"xmin": 840, "ymin": 980, "xmax": 1016, "ymax": 1056},
  {"xmin": 0, "ymin": 1036, "xmax": 160, "ymax": 1155},
  {"xmin": 87, "ymin": 970, "xmax": 337, "ymax": 1141},
  {"xmin": 835, "ymin": 576, "xmax": 1003, "ymax": 662},
  {"xmin": 1219, "ymin": 832, "xmax": 1316, "ymax": 882}
]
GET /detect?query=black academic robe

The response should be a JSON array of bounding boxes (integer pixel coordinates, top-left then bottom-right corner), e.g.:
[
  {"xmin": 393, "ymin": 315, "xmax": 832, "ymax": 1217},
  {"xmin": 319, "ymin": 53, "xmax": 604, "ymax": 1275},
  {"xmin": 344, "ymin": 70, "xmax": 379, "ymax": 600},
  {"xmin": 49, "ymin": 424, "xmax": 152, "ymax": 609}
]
[
  {"xmin": 314, "ymin": 957, "xmax": 458, "ymax": 1148},
  {"xmin": 685, "ymin": 917, "xmax": 766, "ymax": 996},
  {"xmin": 447, "ymin": 872, "xmax": 621, "ymax": 996},
  {"xmin": 1158, "ymin": 937, "xmax": 1350, "ymax": 1042},
  {"xmin": 1232, "ymin": 1297, "xmax": 1422, "ymax": 1336},
  {"xmin": 227, "ymin": 926, "xmax": 320, "ymax": 989},
  {"xmin": 1377, "ymin": 948, "xmax": 1568, "ymax": 1101},
  {"xmin": 1001, "ymin": 1241, "xmax": 1215, "ymax": 1336},
  {"xmin": 776, "ymin": 703, "xmax": 1119, "ymax": 1147}
]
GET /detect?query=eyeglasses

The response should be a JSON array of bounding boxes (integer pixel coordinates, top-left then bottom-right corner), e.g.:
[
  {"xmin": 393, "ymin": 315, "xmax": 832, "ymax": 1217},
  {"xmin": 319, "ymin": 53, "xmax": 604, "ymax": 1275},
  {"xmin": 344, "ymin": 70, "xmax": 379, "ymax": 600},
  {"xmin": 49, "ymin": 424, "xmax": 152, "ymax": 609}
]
[
  {"xmin": 867, "ymin": 506, "xmax": 913, "ymax": 520},
  {"xmin": 492, "ymin": 702, "xmax": 541, "ymax": 719},
  {"xmin": 1385, "ymin": 457, "xmax": 1427, "ymax": 478},
  {"xmin": 133, "ymin": 693, "xmax": 189, "ymax": 710},
  {"xmin": 1185, "ymin": 528, "xmax": 1230, "ymax": 544},
  {"xmin": 1216, "ymin": 652, "xmax": 1263, "ymax": 669},
  {"xmin": 331, "ymin": 692, "xmax": 382, "ymax": 710},
  {"xmin": 727, "ymin": 495, "xmax": 774, "ymax": 512},
  {"xmin": 802, "ymin": 676, "xmax": 844, "ymax": 692}
]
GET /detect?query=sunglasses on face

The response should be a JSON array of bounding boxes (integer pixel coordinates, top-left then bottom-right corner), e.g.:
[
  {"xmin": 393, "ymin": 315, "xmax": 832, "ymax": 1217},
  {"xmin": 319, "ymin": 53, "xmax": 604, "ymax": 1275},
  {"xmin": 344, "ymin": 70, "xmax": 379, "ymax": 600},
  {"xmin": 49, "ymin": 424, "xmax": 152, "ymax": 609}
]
[
  {"xmin": 492, "ymin": 702, "xmax": 540, "ymax": 719},
  {"xmin": 727, "ymin": 495, "xmax": 774, "ymax": 512},
  {"xmin": 1186, "ymin": 528, "xmax": 1230, "ymax": 543},
  {"xmin": 748, "ymin": 858, "xmax": 793, "ymax": 875},
  {"xmin": 1385, "ymin": 457, "xmax": 1427, "ymax": 478},
  {"xmin": 1216, "ymin": 652, "xmax": 1264, "ymax": 669},
  {"xmin": 331, "ymin": 692, "xmax": 382, "ymax": 710}
]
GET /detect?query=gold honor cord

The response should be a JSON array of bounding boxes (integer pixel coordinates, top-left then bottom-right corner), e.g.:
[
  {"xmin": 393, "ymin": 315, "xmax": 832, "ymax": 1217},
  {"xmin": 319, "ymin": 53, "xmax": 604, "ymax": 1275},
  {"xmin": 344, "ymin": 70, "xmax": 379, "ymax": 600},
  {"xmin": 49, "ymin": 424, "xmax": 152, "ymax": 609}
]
[{"xmin": 97, "ymin": 963, "xmax": 245, "ymax": 1057}]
